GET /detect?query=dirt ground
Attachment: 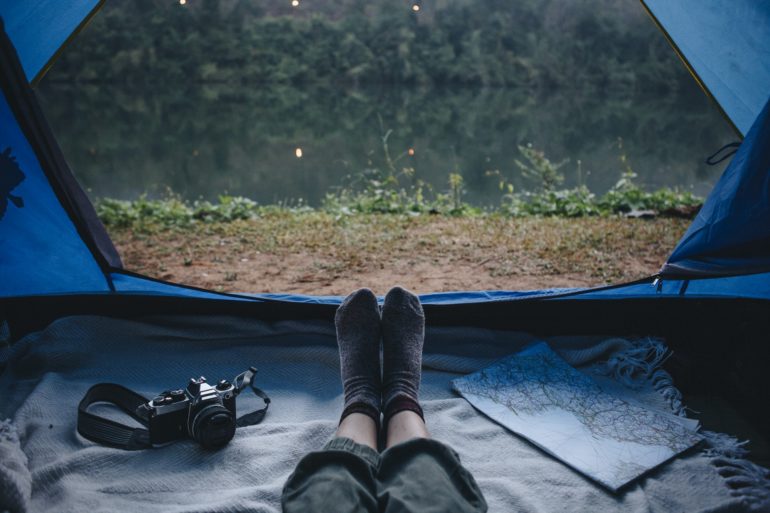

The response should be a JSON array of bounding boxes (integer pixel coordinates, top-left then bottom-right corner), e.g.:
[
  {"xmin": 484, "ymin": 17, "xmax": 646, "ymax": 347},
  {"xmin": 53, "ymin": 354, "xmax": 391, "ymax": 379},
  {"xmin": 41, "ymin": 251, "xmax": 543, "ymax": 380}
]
[{"xmin": 110, "ymin": 214, "xmax": 690, "ymax": 296}]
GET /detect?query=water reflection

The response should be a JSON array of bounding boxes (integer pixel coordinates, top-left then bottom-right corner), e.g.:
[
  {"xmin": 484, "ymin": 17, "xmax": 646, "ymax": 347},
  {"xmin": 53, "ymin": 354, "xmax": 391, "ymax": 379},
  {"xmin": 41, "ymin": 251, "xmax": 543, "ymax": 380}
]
[{"xmin": 37, "ymin": 82, "xmax": 734, "ymax": 206}]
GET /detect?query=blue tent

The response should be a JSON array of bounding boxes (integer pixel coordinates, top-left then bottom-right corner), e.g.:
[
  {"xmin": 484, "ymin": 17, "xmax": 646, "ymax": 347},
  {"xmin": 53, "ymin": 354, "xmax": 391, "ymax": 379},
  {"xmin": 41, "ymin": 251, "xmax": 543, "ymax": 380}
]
[
  {"xmin": 640, "ymin": 0, "xmax": 770, "ymax": 137},
  {"xmin": 0, "ymin": 3, "xmax": 769, "ymax": 508},
  {"xmin": 0, "ymin": 0, "xmax": 768, "ymax": 355},
  {"xmin": 1, "ymin": 0, "xmax": 770, "ymax": 307}
]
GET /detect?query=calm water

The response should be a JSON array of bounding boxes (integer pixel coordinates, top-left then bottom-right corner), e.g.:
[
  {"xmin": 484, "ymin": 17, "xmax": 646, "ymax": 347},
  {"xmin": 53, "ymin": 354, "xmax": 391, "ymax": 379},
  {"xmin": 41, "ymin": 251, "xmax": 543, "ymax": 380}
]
[{"xmin": 37, "ymin": 81, "xmax": 735, "ymax": 206}]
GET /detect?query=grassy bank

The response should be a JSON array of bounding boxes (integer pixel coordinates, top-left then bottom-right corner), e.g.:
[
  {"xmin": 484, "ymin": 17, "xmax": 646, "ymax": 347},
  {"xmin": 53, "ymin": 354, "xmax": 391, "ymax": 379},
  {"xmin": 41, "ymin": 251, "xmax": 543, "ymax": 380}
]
[
  {"xmin": 108, "ymin": 212, "xmax": 690, "ymax": 295},
  {"xmin": 97, "ymin": 145, "xmax": 702, "ymax": 229},
  {"xmin": 99, "ymin": 145, "xmax": 698, "ymax": 294}
]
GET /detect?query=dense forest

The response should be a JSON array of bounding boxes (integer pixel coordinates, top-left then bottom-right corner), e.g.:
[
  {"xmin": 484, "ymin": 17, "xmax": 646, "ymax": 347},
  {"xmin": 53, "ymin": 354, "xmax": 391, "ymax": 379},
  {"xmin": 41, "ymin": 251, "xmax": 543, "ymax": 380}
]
[{"xmin": 49, "ymin": 0, "xmax": 688, "ymax": 92}]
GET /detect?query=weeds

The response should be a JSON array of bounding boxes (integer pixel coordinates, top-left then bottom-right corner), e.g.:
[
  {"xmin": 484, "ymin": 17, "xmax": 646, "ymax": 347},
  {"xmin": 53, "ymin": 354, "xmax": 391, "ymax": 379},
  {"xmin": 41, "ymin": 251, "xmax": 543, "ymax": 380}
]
[
  {"xmin": 98, "ymin": 193, "xmax": 297, "ymax": 231},
  {"xmin": 515, "ymin": 143, "xmax": 568, "ymax": 192},
  {"xmin": 97, "ymin": 144, "xmax": 703, "ymax": 230}
]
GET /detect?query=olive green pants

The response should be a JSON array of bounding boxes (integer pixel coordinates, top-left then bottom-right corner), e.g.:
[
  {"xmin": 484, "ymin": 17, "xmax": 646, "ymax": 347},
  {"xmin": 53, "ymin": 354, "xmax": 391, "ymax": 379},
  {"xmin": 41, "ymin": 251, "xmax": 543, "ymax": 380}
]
[{"xmin": 282, "ymin": 436, "xmax": 487, "ymax": 513}]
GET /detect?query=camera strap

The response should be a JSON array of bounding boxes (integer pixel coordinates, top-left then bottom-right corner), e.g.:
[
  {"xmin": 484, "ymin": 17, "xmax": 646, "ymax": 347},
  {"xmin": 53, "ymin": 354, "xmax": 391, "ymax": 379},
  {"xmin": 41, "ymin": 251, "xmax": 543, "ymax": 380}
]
[
  {"xmin": 78, "ymin": 383, "xmax": 153, "ymax": 450},
  {"xmin": 77, "ymin": 369, "xmax": 270, "ymax": 450},
  {"xmin": 233, "ymin": 367, "xmax": 271, "ymax": 427}
]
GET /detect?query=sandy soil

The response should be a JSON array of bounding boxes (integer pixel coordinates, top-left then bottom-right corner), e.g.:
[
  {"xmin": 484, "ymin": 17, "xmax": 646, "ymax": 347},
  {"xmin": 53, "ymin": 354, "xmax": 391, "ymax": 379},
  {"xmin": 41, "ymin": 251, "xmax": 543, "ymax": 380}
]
[{"xmin": 111, "ymin": 215, "xmax": 689, "ymax": 296}]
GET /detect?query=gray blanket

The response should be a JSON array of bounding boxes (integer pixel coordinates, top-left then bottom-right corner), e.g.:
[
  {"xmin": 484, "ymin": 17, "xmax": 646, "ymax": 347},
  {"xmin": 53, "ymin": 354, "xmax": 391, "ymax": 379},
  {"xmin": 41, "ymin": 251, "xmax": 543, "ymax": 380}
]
[{"xmin": 0, "ymin": 315, "xmax": 767, "ymax": 512}]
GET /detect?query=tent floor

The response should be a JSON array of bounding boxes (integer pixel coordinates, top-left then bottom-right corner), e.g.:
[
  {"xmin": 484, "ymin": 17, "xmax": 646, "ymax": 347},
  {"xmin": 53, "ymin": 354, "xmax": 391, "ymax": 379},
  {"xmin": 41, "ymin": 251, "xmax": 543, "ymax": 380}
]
[
  {"xmin": 685, "ymin": 394, "xmax": 770, "ymax": 467},
  {"xmin": 2, "ymin": 311, "xmax": 766, "ymax": 512},
  {"xmin": 4, "ymin": 293, "xmax": 770, "ymax": 449}
]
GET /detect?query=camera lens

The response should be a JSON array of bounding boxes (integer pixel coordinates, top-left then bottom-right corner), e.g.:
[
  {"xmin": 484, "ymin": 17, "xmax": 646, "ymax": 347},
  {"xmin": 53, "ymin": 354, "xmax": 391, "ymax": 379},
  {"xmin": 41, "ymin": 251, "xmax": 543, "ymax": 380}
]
[{"xmin": 189, "ymin": 404, "xmax": 236, "ymax": 449}]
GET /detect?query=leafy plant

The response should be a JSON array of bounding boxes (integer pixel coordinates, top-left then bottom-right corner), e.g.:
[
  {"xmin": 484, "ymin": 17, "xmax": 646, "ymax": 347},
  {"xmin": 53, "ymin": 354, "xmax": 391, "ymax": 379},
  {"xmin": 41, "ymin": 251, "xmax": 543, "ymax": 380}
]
[
  {"xmin": 97, "ymin": 192, "xmax": 265, "ymax": 231},
  {"xmin": 519, "ymin": 187, "xmax": 601, "ymax": 217},
  {"xmin": 514, "ymin": 144, "xmax": 568, "ymax": 192},
  {"xmin": 448, "ymin": 172, "xmax": 466, "ymax": 214},
  {"xmin": 597, "ymin": 139, "xmax": 701, "ymax": 214},
  {"xmin": 488, "ymin": 144, "xmax": 702, "ymax": 218},
  {"xmin": 97, "ymin": 144, "xmax": 702, "ymax": 230}
]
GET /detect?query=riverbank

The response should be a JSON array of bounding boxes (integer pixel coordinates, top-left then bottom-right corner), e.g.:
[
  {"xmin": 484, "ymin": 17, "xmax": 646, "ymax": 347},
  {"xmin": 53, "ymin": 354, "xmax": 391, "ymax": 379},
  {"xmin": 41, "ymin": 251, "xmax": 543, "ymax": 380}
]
[{"xmin": 110, "ymin": 213, "xmax": 689, "ymax": 295}]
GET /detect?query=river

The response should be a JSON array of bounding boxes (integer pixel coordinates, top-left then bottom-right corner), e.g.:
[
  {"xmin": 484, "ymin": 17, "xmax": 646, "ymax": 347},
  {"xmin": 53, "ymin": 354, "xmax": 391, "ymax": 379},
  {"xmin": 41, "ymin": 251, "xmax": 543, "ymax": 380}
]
[{"xmin": 37, "ymin": 81, "xmax": 735, "ymax": 207}]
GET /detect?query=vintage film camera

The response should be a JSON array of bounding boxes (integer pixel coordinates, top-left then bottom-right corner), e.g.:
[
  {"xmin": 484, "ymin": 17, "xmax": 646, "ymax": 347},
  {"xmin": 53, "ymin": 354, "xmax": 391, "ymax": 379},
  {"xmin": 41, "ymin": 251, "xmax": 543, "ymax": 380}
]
[
  {"xmin": 138, "ymin": 374, "xmax": 241, "ymax": 448},
  {"xmin": 79, "ymin": 367, "xmax": 269, "ymax": 450}
]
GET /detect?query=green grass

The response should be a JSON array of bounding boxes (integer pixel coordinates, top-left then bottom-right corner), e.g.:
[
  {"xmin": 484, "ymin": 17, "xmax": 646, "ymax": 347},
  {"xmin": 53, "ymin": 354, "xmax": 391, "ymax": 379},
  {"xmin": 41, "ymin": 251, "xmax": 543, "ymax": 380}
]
[
  {"xmin": 96, "ymin": 144, "xmax": 702, "ymax": 231},
  {"xmin": 96, "ymin": 181, "xmax": 701, "ymax": 231}
]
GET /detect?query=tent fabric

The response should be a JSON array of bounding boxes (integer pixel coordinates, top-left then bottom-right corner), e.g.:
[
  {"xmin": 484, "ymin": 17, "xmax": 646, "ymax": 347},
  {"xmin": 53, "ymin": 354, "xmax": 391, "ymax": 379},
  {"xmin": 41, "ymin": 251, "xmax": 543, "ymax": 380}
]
[
  {"xmin": 111, "ymin": 273, "xmax": 770, "ymax": 304},
  {"xmin": 641, "ymin": 0, "xmax": 770, "ymax": 136},
  {"xmin": 0, "ymin": 84, "xmax": 108, "ymax": 296},
  {"xmin": 565, "ymin": 272, "xmax": 770, "ymax": 301},
  {"xmin": 111, "ymin": 272, "xmax": 258, "ymax": 301},
  {"xmin": 2, "ymin": 3, "xmax": 770, "ymax": 303},
  {"xmin": 252, "ymin": 288, "xmax": 582, "ymax": 306},
  {"xmin": 0, "ymin": 17, "xmax": 121, "ymax": 298},
  {"xmin": 0, "ymin": 0, "xmax": 103, "ymax": 84},
  {"xmin": 660, "ymin": 97, "xmax": 770, "ymax": 279},
  {"xmin": 110, "ymin": 273, "xmax": 579, "ymax": 305},
  {"xmin": 0, "ymin": 17, "xmax": 121, "ymax": 271}
]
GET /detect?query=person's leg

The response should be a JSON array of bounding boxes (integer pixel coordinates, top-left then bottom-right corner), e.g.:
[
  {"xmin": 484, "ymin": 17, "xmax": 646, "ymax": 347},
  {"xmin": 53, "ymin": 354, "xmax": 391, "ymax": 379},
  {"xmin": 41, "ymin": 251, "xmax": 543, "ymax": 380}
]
[
  {"xmin": 282, "ymin": 289, "xmax": 382, "ymax": 513},
  {"xmin": 380, "ymin": 407, "xmax": 487, "ymax": 513},
  {"xmin": 338, "ymin": 412, "xmax": 378, "ymax": 450},
  {"xmin": 381, "ymin": 286, "xmax": 425, "ymax": 424},
  {"xmin": 281, "ymin": 434, "xmax": 380, "ymax": 513},
  {"xmin": 378, "ymin": 287, "xmax": 487, "ymax": 513},
  {"xmin": 377, "ymin": 436, "xmax": 488, "ymax": 513},
  {"xmin": 385, "ymin": 410, "xmax": 428, "ymax": 448},
  {"xmin": 336, "ymin": 288, "xmax": 382, "ymax": 423}
]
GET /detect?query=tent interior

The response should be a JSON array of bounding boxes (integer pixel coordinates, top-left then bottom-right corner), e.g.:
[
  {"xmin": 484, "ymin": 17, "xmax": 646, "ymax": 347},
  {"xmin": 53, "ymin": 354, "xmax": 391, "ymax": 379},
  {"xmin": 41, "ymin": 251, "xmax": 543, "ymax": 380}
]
[{"xmin": 1, "ymin": 1, "xmax": 769, "ymax": 512}]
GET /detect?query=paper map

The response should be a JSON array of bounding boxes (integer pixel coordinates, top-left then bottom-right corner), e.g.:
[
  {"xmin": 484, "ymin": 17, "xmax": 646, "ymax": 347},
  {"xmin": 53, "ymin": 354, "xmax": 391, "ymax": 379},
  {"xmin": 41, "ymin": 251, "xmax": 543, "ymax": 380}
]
[{"xmin": 452, "ymin": 343, "xmax": 702, "ymax": 491}]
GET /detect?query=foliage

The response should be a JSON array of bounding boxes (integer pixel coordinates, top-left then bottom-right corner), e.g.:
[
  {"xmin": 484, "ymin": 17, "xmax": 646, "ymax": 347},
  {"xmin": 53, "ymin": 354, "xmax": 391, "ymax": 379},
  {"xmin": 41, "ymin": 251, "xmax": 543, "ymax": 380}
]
[
  {"xmin": 50, "ymin": 0, "xmax": 690, "ymax": 93},
  {"xmin": 597, "ymin": 140, "xmax": 702, "ymax": 214},
  {"xmin": 514, "ymin": 144, "xmax": 568, "ymax": 192},
  {"xmin": 321, "ymin": 120, "xmax": 479, "ymax": 216},
  {"xmin": 96, "ymin": 193, "xmax": 267, "ymax": 231},
  {"xmin": 97, "ymin": 195, "xmax": 193, "ymax": 229},
  {"xmin": 448, "ymin": 173, "xmax": 465, "ymax": 214},
  {"xmin": 192, "ymin": 195, "xmax": 262, "ymax": 222},
  {"xmin": 599, "ymin": 179, "xmax": 702, "ymax": 214},
  {"xmin": 321, "ymin": 167, "xmax": 478, "ymax": 216},
  {"xmin": 514, "ymin": 187, "xmax": 602, "ymax": 217},
  {"xmin": 97, "ymin": 145, "xmax": 703, "ymax": 231},
  {"xmin": 321, "ymin": 167, "xmax": 427, "ymax": 215}
]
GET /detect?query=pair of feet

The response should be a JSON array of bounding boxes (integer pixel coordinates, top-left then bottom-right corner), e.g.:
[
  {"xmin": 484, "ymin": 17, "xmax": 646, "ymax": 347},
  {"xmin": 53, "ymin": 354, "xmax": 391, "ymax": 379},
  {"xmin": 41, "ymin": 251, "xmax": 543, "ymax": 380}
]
[{"xmin": 335, "ymin": 287, "xmax": 425, "ymax": 431}]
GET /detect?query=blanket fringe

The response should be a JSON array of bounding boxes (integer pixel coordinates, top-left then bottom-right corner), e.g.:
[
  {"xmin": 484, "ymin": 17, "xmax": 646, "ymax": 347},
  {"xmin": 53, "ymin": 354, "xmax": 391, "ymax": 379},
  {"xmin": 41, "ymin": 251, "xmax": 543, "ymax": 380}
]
[
  {"xmin": 601, "ymin": 338, "xmax": 770, "ymax": 511},
  {"xmin": 702, "ymin": 432, "xmax": 770, "ymax": 511},
  {"xmin": 702, "ymin": 431, "xmax": 750, "ymax": 460},
  {"xmin": 600, "ymin": 337, "xmax": 686, "ymax": 416},
  {"xmin": 709, "ymin": 454, "xmax": 770, "ymax": 512}
]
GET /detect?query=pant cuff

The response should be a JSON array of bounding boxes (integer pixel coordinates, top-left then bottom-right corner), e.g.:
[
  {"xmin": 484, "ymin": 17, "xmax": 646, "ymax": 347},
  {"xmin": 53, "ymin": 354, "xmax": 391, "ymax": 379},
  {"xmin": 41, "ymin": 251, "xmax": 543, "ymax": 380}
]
[{"xmin": 324, "ymin": 437, "xmax": 381, "ymax": 468}]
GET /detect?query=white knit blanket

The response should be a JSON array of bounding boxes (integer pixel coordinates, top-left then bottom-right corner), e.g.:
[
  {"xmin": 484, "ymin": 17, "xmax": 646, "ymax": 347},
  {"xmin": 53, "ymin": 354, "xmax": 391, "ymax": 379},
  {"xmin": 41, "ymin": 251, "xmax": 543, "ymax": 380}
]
[{"xmin": 0, "ymin": 315, "xmax": 767, "ymax": 512}]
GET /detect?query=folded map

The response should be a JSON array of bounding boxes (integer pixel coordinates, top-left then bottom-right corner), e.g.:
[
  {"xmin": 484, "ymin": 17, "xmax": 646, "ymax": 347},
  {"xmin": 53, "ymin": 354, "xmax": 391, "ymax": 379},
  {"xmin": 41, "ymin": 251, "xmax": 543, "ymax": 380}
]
[{"xmin": 452, "ymin": 342, "xmax": 702, "ymax": 491}]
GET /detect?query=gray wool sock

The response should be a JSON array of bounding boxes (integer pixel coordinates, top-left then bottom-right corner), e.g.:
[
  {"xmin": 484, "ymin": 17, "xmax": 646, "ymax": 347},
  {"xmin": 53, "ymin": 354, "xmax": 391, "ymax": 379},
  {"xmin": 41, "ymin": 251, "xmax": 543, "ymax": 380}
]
[
  {"xmin": 381, "ymin": 286, "xmax": 425, "ymax": 419},
  {"xmin": 335, "ymin": 288, "xmax": 382, "ymax": 422}
]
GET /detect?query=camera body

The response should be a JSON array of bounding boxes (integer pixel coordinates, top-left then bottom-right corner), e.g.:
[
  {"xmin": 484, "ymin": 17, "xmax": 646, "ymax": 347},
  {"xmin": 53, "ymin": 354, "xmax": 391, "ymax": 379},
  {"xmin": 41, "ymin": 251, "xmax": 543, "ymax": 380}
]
[{"xmin": 140, "ymin": 376, "xmax": 238, "ymax": 449}]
